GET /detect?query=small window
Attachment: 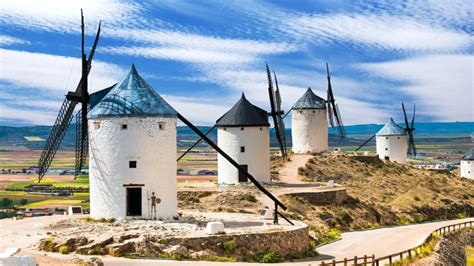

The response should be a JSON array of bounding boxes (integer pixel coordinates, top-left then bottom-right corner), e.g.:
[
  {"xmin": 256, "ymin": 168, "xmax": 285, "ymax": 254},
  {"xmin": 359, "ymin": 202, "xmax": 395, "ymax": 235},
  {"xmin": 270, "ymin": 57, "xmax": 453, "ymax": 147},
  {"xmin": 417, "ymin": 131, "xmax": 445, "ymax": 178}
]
[
  {"xmin": 223, "ymin": 127, "xmax": 226, "ymax": 131},
  {"xmin": 312, "ymin": 110, "xmax": 315, "ymax": 113},
  {"xmin": 240, "ymin": 127, "xmax": 244, "ymax": 131},
  {"xmin": 259, "ymin": 127, "xmax": 262, "ymax": 131},
  {"xmin": 129, "ymin": 161, "xmax": 137, "ymax": 168},
  {"xmin": 121, "ymin": 124, "xmax": 128, "ymax": 129},
  {"xmin": 385, "ymin": 148, "xmax": 388, "ymax": 151},
  {"xmin": 159, "ymin": 123, "xmax": 165, "ymax": 130},
  {"xmin": 386, "ymin": 137, "xmax": 389, "ymax": 139},
  {"xmin": 397, "ymin": 137, "xmax": 400, "ymax": 139},
  {"xmin": 94, "ymin": 122, "xmax": 101, "ymax": 129},
  {"xmin": 241, "ymin": 146, "xmax": 245, "ymax": 153}
]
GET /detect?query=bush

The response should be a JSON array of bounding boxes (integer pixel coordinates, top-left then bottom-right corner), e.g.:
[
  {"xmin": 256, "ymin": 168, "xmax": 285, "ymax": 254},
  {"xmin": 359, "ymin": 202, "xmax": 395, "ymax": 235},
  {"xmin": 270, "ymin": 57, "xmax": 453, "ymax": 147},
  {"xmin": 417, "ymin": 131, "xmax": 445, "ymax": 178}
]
[
  {"xmin": 58, "ymin": 245, "xmax": 69, "ymax": 254},
  {"xmin": 243, "ymin": 194, "xmax": 257, "ymax": 203},
  {"xmin": 1, "ymin": 198, "xmax": 13, "ymax": 207},
  {"xmin": 19, "ymin": 199, "xmax": 28, "ymax": 205},
  {"xmin": 223, "ymin": 239, "xmax": 237, "ymax": 253},
  {"xmin": 255, "ymin": 250, "xmax": 283, "ymax": 263}
]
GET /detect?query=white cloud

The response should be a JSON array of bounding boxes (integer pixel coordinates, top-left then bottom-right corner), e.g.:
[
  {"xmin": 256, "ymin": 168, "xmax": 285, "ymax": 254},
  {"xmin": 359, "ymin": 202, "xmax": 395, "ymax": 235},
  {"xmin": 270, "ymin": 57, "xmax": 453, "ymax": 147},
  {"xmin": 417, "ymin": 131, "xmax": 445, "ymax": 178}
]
[
  {"xmin": 0, "ymin": 103, "xmax": 57, "ymax": 125},
  {"xmin": 0, "ymin": 35, "xmax": 30, "ymax": 46},
  {"xmin": 101, "ymin": 28, "xmax": 297, "ymax": 65},
  {"xmin": 284, "ymin": 13, "xmax": 471, "ymax": 52},
  {"xmin": 0, "ymin": 48, "xmax": 125, "ymax": 93},
  {"xmin": 0, "ymin": 0, "xmax": 143, "ymax": 34},
  {"xmin": 164, "ymin": 95, "xmax": 230, "ymax": 126},
  {"xmin": 357, "ymin": 54, "xmax": 474, "ymax": 122}
]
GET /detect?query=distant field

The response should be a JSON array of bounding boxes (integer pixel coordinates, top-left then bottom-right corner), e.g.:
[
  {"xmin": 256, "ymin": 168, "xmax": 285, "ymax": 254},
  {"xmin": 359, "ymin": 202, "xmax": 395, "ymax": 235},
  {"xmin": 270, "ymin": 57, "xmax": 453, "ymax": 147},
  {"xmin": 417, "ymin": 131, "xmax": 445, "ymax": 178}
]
[
  {"xmin": 5, "ymin": 175, "xmax": 89, "ymax": 190},
  {"xmin": 0, "ymin": 150, "xmax": 75, "ymax": 170},
  {"xmin": 23, "ymin": 136, "xmax": 45, "ymax": 142}
]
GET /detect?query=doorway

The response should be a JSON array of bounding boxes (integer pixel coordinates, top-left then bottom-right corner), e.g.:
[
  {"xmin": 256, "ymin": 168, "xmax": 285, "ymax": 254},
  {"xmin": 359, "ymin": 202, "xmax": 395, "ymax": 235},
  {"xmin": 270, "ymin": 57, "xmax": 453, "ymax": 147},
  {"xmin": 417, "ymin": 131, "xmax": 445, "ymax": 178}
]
[
  {"xmin": 384, "ymin": 156, "xmax": 390, "ymax": 161},
  {"xmin": 126, "ymin": 187, "xmax": 142, "ymax": 216},
  {"xmin": 238, "ymin": 165, "xmax": 248, "ymax": 182}
]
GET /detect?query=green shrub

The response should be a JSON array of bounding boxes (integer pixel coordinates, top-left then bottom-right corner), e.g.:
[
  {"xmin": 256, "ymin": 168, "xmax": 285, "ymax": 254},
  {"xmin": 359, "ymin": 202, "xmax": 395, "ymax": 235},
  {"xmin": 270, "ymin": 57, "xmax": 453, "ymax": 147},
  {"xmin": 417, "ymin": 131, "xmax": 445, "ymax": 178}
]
[
  {"xmin": 223, "ymin": 239, "xmax": 237, "ymax": 253},
  {"xmin": 19, "ymin": 199, "xmax": 28, "ymax": 205},
  {"xmin": 255, "ymin": 250, "xmax": 283, "ymax": 263},
  {"xmin": 58, "ymin": 245, "xmax": 69, "ymax": 254},
  {"xmin": 243, "ymin": 194, "xmax": 257, "ymax": 203}
]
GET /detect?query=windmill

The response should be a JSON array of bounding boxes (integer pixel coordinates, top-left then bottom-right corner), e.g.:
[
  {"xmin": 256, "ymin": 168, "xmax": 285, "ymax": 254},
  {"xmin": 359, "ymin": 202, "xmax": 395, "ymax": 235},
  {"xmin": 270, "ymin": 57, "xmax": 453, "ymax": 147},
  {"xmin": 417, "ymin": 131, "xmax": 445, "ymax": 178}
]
[
  {"xmin": 37, "ymin": 10, "xmax": 101, "ymax": 182},
  {"xmin": 326, "ymin": 63, "xmax": 345, "ymax": 138},
  {"xmin": 355, "ymin": 102, "xmax": 417, "ymax": 162},
  {"xmin": 266, "ymin": 64, "xmax": 288, "ymax": 160}
]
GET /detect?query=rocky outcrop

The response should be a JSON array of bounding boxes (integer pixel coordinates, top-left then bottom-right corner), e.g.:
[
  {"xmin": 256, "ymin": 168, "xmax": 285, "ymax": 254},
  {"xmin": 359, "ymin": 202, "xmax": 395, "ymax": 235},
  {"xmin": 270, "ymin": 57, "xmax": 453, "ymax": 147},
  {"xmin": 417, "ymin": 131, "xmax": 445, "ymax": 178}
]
[
  {"xmin": 38, "ymin": 223, "xmax": 310, "ymax": 261},
  {"xmin": 435, "ymin": 228, "xmax": 474, "ymax": 265}
]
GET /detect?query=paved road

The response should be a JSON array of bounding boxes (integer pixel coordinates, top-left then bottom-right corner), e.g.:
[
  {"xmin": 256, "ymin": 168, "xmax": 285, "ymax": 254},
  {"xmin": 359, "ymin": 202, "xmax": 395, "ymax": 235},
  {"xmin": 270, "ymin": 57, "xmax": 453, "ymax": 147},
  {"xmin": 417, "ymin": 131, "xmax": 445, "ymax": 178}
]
[{"xmin": 317, "ymin": 217, "xmax": 474, "ymax": 263}]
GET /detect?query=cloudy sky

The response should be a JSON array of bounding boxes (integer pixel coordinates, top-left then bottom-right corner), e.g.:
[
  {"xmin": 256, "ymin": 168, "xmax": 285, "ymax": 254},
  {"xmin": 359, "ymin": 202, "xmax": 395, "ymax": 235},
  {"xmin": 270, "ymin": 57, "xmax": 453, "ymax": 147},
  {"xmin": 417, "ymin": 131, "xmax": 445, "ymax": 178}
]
[{"xmin": 0, "ymin": 0, "xmax": 472, "ymax": 126}]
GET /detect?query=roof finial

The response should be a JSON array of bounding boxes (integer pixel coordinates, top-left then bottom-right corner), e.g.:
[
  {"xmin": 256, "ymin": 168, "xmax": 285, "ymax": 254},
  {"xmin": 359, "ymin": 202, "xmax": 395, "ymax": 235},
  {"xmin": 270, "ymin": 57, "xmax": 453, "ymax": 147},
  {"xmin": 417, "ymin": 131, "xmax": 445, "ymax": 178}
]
[
  {"xmin": 241, "ymin": 92, "xmax": 246, "ymax": 99},
  {"xmin": 130, "ymin": 63, "xmax": 138, "ymax": 74}
]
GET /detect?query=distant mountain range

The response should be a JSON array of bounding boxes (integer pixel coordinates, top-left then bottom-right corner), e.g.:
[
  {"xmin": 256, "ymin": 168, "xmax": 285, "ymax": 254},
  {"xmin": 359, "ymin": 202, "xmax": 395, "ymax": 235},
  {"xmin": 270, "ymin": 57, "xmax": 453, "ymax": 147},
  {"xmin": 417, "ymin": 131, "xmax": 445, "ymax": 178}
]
[
  {"xmin": 0, "ymin": 122, "xmax": 471, "ymax": 149},
  {"xmin": 329, "ymin": 122, "xmax": 473, "ymax": 136}
]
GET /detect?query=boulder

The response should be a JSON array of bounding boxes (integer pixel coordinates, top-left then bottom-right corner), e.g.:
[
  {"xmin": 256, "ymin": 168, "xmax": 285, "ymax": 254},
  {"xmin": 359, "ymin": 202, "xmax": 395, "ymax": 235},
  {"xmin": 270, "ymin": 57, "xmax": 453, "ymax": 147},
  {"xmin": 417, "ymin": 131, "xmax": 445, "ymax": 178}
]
[
  {"xmin": 86, "ymin": 257, "xmax": 104, "ymax": 266},
  {"xmin": 163, "ymin": 244, "xmax": 188, "ymax": 257},
  {"xmin": 112, "ymin": 233, "xmax": 139, "ymax": 243},
  {"xmin": 107, "ymin": 242, "xmax": 134, "ymax": 256}
]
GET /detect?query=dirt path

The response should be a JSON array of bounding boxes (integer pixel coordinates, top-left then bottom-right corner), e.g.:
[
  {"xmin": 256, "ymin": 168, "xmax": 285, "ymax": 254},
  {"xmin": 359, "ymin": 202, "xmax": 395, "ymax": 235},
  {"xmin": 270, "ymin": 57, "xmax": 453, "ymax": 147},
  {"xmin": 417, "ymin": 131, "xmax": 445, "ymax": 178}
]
[{"xmin": 278, "ymin": 154, "xmax": 313, "ymax": 184}]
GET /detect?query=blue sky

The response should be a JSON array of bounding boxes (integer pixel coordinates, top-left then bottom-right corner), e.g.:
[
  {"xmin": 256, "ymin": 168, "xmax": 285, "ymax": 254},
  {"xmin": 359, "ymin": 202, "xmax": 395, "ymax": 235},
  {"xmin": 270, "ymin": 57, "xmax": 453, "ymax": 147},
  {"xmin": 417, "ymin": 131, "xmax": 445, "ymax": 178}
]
[{"xmin": 0, "ymin": 0, "xmax": 472, "ymax": 126}]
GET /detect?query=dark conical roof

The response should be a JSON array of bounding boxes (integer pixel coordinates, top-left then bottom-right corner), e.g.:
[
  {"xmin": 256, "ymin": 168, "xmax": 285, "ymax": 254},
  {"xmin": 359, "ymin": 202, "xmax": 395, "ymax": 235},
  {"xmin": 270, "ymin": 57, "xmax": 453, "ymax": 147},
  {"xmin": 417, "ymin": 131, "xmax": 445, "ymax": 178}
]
[
  {"xmin": 292, "ymin": 87, "xmax": 326, "ymax": 109},
  {"xmin": 89, "ymin": 64, "xmax": 177, "ymax": 118},
  {"xmin": 462, "ymin": 148, "xmax": 474, "ymax": 160},
  {"xmin": 216, "ymin": 94, "xmax": 270, "ymax": 127}
]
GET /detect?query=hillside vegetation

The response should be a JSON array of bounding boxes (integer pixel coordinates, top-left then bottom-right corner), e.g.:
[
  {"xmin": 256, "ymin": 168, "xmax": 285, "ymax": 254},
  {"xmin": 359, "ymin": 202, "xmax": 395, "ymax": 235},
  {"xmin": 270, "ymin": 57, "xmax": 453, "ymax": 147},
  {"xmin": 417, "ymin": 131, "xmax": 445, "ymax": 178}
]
[{"xmin": 282, "ymin": 153, "xmax": 474, "ymax": 233}]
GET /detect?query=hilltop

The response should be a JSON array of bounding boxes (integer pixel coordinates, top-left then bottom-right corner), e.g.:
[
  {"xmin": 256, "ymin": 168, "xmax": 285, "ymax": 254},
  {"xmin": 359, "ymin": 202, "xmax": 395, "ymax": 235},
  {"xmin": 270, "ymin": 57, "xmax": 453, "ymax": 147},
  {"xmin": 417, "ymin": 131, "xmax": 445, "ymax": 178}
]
[{"xmin": 281, "ymin": 153, "xmax": 474, "ymax": 234}]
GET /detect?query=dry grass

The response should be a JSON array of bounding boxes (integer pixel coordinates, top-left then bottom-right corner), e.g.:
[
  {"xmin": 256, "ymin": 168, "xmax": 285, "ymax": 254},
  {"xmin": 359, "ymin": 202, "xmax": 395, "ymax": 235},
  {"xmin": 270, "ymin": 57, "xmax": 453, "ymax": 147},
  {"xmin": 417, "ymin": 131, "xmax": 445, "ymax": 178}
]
[{"xmin": 283, "ymin": 153, "xmax": 474, "ymax": 231}]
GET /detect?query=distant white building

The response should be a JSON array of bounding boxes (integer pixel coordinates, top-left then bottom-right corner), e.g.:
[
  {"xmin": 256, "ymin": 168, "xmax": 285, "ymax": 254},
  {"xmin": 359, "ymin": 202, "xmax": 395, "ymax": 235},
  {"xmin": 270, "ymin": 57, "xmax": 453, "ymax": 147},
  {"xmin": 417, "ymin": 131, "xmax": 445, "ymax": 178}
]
[
  {"xmin": 291, "ymin": 88, "xmax": 328, "ymax": 154},
  {"xmin": 460, "ymin": 148, "xmax": 473, "ymax": 179},
  {"xmin": 376, "ymin": 118, "xmax": 408, "ymax": 164},
  {"xmin": 88, "ymin": 64, "xmax": 177, "ymax": 220},
  {"xmin": 216, "ymin": 94, "xmax": 270, "ymax": 184}
]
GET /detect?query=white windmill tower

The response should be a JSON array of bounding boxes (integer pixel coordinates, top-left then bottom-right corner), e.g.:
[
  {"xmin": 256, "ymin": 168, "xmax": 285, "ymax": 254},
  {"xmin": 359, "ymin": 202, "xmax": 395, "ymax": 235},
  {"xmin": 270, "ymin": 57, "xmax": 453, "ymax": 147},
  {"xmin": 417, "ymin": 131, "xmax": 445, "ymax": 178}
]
[
  {"xmin": 356, "ymin": 103, "xmax": 417, "ymax": 164},
  {"xmin": 291, "ymin": 87, "xmax": 328, "ymax": 153},
  {"xmin": 216, "ymin": 94, "xmax": 271, "ymax": 184},
  {"xmin": 291, "ymin": 63, "xmax": 345, "ymax": 154},
  {"xmin": 460, "ymin": 148, "xmax": 474, "ymax": 179},
  {"xmin": 375, "ymin": 118, "xmax": 409, "ymax": 163},
  {"xmin": 88, "ymin": 64, "xmax": 178, "ymax": 220}
]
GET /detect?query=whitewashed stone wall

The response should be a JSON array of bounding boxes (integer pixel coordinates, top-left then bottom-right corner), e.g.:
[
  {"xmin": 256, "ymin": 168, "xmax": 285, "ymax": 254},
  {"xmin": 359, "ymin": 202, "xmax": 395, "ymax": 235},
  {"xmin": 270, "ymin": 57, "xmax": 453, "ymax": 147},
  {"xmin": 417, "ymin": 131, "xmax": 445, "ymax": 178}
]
[
  {"xmin": 88, "ymin": 116, "xmax": 177, "ymax": 220},
  {"xmin": 460, "ymin": 160, "xmax": 473, "ymax": 179},
  {"xmin": 217, "ymin": 126, "xmax": 270, "ymax": 184},
  {"xmin": 292, "ymin": 109, "xmax": 328, "ymax": 154},
  {"xmin": 376, "ymin": 135, "xmax": 408, "ymax": 164}
]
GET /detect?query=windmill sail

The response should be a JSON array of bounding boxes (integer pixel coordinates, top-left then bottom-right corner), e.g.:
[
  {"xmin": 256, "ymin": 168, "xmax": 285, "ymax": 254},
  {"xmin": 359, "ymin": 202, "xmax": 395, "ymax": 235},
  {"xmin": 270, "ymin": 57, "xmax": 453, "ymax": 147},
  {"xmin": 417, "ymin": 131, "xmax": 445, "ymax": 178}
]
[
  {"xmin": 402, "ymin": 102, "xmax": 417, "ymax": 157},
  {"xmin": 37, "ymin": 10, "xmax": 101, "ymax": 182},
  {"xmin": 326, "ymin": 63, "xmax": 345, "ymax": 138},
  {"xmin": 266, "ymin": 64, "xmax": 287, "ymax": 160},
  {"xmin": 273, "ymin": 71, "xmax": 288, "ymax": 158}
]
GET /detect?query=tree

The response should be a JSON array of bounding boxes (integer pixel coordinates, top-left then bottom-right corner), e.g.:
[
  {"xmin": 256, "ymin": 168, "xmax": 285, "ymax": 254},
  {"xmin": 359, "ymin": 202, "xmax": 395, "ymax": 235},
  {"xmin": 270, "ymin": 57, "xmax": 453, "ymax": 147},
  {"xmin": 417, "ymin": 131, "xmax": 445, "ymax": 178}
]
[
  {"xmin": 1, "ymin": 198, "xmax": 13, "ymax": 207},
  {"xmin": 19, "ymin": 199, "xmax": 28, "ymax": 205}
]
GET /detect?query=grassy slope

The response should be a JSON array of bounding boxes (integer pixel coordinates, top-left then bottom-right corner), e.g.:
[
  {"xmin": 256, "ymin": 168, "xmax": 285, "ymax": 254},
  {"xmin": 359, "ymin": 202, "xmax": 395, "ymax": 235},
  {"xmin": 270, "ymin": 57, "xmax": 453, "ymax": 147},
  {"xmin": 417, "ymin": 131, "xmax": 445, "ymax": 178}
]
[{"xmin": 281, "ymin": 153, "xmax": 474, "ymax": 234}]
